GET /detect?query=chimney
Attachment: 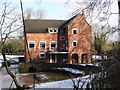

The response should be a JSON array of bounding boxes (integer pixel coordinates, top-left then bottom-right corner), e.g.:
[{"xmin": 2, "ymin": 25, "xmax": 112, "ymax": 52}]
[{"xmin": 82, "ymin": 10, "xmax": 85, "ymax": 17}]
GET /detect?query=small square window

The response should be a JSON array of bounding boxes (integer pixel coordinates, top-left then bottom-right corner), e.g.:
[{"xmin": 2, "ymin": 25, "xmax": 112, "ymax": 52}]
[
  {"xmin": 72, "ymin": 29, "xmax": 77, "ymax": 34},
  {"xmin": 72, "ymin": 41, "xmax": 77, "ymax": 47},
  {"xmin": 60, "ymin": 36, "xmax": 66, "ymax": 40},
  {"xmin": 40, "ymin": 53, "xmax": 46, "ymax": 58}
]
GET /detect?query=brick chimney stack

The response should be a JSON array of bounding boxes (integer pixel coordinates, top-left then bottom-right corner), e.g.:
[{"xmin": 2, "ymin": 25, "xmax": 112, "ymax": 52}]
[{"xmin": 82, "ymin": 10, "xmax": 85, "ymax": 17}]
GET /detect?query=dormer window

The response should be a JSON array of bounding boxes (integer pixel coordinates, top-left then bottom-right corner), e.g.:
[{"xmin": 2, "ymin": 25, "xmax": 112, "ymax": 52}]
[
  {"xmin": 54, "ymin": 30, "xmax": 57, "ymax": 33},
  {"xmin": 50, "ymin": 30, "xmax": 53, "ymax": 32},
  {"xmin": 48, "ymin": 28, "xmax": 58, "ymax": 33}
]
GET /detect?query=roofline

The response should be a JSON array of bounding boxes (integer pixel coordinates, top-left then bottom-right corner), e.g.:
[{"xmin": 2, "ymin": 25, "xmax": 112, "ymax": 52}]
[
  {"xmin": 25, "ymin": 18, "xmax": 67, "ymax": 21},
  {"xmin": 76, "ymin": 13, "xmax": 91, "ymax": 27}
]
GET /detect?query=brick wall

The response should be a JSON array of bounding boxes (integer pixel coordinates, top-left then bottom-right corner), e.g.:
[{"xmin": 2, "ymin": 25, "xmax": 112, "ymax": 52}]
[
  {"xmin": 26, "ymin": 33, "xmax": 58, "ymax": 62},
  {"xmin": 67, "ymin": 14, "xmax": 92, "ymax": 64},
  {"xmin": 25, "ymin": 14, "xmax": 92, "ymax": 64}
]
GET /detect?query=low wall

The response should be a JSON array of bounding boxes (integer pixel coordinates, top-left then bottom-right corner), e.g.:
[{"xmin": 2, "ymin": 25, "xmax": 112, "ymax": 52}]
[{"xmin": 19, "ymin": 63, "xmax": 100, "ymax": 73}]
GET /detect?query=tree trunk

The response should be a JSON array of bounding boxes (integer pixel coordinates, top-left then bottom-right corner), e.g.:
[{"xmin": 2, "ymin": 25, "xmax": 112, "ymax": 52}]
[{"xmin": 2, "ymin": 50, "xmax": 22, "ymax": 89}]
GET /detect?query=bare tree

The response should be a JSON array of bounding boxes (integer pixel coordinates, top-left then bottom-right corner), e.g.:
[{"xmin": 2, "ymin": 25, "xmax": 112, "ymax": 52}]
[
  {"xmin": 34, "ymin": 9, "xmax": 46, "ymax": 19},
  {"xmin": 24, "ymin": 8, "xmax": 46, "ymax": 19},
  {"xmin": 118, "ymin": 0, "xmax": 120, "ymax": 41},
  {"xmin": 24, "ymin": 1, "xmax": 46, "ymax": 19},
  {"xmin": 66, "ymin": 0, "xmax": 118, "ymax": 38},
  {"xmin": 65, "ymin": 0, "xmax": 120, "ymax": 89},
  {"xmin": 24, "ymin": 8, "xmax": 33, "ymax": 19},
  {"xmin": 0, "ymin": 0, "xmax": 22, "ymax": 89}
]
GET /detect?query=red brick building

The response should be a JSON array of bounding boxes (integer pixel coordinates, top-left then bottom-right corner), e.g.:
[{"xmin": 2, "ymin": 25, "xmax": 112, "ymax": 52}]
[{"xmin": 25, "ymin": 13, "xmax": 92, "ymax": 64}]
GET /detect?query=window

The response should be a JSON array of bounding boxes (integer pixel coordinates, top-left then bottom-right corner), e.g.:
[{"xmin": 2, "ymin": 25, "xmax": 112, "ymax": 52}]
[
  {"xmin": 81, "ymin": 54, "xmax": 87, "ymax": 63},
  {"xmin": 72, "ymin": 41, "xmax": 77, "ymax": 47},
  {"xmin": 50, "ymin": 30, "xmax": 53, "ymax": 32},
  {"xmin": 66, "ymin": 41, "xmax": 68, "ymax": 47},
  {"xmin": 40, "ymin": 41, "xmax": 46, "ymax": 50},
  {"xmin": 72, "ymin": 54, "xmax": 78, "ymax": 59},
  {"xmin": 54, "ymin": 30, "xmax": 57, "ymax": 33},
  {"xmin": 40, "ymin": 53, "xmax": 46, "ymax": 58},
  {"xmin": 60, "ymin": 30, "xmax": 64, "ymax": 33},
  {"xmin": 49, "ymin": 29, "xmax": 58, "ymax": 33},
  {"xmin": 48, "ymin": 28, "xmax": 58, "ymax": 33},
  {"xmin": 50, "ymin": 41, "xmax": 56, "ymax": 50},
  {"xmin": 72, "ymin": 54, "xmax": 78, "ymax": 63},
  {"xmin": 54, "ymin": 30, "xmax": 58, "ymax": 33},
  {"xmin": 72, "ymin": 29, "xmax": 77, "ymax": 34},
  {"xmin": 65, "ymin": 41, "xmax": 68, "ymax": 50},
  {"xmin": 30, "ymin": 58, "xmax": 36, "ymax": 62},
  {"xmin": 60, "ymin": 48, "xmax": 65, "ymax": 51},
  {"xmin": 28, "ymin": 41, "xmax": 35, "ymax": 50},
  {"xmin": 60, "ymin": 36, "xmax": 66, "ymax": 40}
]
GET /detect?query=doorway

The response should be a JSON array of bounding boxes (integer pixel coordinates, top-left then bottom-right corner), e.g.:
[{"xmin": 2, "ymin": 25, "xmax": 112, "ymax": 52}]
[
  {"xmin": 50, "ymin": 54, "xmax": 57, "ymax": 63},
  {"xmin": 81, "ymin": 54, "xmax": 87, "ymax": 63},
  {"xmin": 72, "ymin": 54, "xmax": 78, "ymax": 63}
]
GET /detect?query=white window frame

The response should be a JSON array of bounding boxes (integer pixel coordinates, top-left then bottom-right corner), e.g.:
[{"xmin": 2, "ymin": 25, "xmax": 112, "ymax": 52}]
[
  {"xmin": 72, "ymin": 29, "xmax": 77, "ymax": 34},
  {"xmin": 50, "ymin": 41, "xmax": 57, "ymax": 50},
  {"xmin": 48, "ymin": 28, "xmax": 58, "ymax": 33},
  {"xmin": 72, "ymin": 41, "xmax": 77, "ymax": 47},
  {"xmin": 40, "ymin": 41, "xmax": 46, "ymax": 51},
  {"xmin": 28, "ymin": 41, "xmax": 36, "ymax": 50},
  {"xmin": 54, "ymin": 29, "xmax": 58, "ymax": 33},
  {"xmin": 39, "ymin": 53, "xmax": 46, "ymax": 58},
  {"xmin": 60, "ymin": 36, "xmax": 66, "ymax": 40},
  {"xmin": 49, "ymin": 29, "xmax": 53, "ymax": 33}
]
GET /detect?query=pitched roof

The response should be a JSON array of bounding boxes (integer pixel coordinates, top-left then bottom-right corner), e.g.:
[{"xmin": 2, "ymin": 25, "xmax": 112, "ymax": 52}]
[
  {"xmin": 25, "ymin": 19, "xmax": 67, "ymax": 33},
  {"xmin": 25, "ymin": 14, "xmax": 82, "ymax": 33},
  {"xmin": 60, "ymin": 14, "xmax": 77, "ymax": 28}
]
